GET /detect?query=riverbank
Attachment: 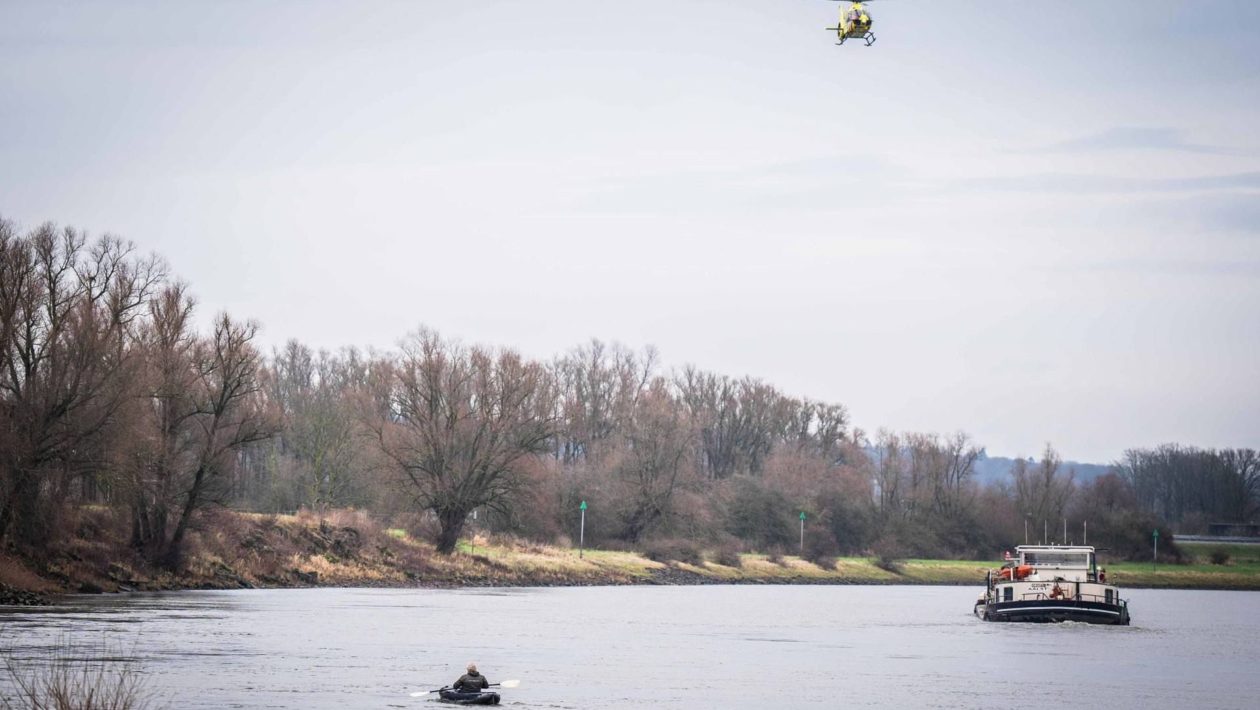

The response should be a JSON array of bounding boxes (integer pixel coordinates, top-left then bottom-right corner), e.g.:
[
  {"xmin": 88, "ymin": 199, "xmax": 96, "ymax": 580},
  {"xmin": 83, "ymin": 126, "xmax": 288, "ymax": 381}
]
[{"xmin": 3, "ymin": 509, "xmax": 1259, "ymax": 604}]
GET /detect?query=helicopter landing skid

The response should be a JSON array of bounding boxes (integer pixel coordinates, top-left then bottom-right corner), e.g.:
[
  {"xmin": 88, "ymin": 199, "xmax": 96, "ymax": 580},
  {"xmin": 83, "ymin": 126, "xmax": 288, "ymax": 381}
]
[
  {"xmin": 827, "ymin": 28, "xmax": 876, "ymax": 47},
  {"xmin": 839, "ymin": 32, "xmax": 875, "ymax": 46}
]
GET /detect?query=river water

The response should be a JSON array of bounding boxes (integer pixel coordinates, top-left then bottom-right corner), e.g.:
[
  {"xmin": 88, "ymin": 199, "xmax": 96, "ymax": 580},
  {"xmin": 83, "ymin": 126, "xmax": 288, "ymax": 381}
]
[{"xmin": 2, "ymin": 585, "xmax": 1258, "ymax": 709}]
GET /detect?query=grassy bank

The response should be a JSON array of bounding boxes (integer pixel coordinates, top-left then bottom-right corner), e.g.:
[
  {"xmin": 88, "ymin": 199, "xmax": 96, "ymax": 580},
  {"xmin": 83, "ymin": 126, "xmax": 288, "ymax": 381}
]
[
  {"xmin": 4, "ymin": 509, "xmax": 1260, "ymax": 602},
  {"xmin": 451, "ymin": 540, "xmax": 1260, "ymax": 590},
  {"xmin": 1106, "ymin": 541, "xmax": 1260, "ymax": 589}
]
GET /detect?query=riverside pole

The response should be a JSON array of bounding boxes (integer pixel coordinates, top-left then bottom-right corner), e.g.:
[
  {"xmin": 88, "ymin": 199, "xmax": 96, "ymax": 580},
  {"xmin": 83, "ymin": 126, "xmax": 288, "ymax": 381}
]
[
  {"xmin": 1153, "ymin": 528, "xmax": 1159, "ymax": 571},
  {"xmin": 799, "ymin": 511, "xmax": 806, "ymax": 556},
  {"xmin": 579, "ymin": 500, "xmax": 587, "ymax": 559}
]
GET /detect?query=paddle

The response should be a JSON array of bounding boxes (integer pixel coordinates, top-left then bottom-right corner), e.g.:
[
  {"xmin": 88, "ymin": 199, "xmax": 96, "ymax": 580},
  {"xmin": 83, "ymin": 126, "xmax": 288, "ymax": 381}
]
[{"xmin": 409, "ymin": 680, "xmax": 519, "ymax": 697}]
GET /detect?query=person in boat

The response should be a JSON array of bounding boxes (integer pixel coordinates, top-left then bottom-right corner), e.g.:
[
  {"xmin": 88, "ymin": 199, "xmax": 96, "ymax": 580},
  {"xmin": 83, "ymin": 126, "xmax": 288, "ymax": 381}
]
[{"xmin": 453, "ymin": 663, "xmax": 491, "ymax": 693}]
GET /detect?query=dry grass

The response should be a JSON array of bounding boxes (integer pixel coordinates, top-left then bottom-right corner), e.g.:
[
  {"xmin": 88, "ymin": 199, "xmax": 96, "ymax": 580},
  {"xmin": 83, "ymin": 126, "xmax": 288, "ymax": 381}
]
[
  {"xmin": 291, "ymin": 553, "xmax": 397, "ymax": 584},
  {"xmin": 0, "ymin": 554, "xmax": 57, "ymax": 593},
  {"xmin": 896, "ymin": 560, "xmax": 990, "ymax": 584},
  {"xmin": 1, "ymin": 638, "xmax": 157, "ymax": 710}
]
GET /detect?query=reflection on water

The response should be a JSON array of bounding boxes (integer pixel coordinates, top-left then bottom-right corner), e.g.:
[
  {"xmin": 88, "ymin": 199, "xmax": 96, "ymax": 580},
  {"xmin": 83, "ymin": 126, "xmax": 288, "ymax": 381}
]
[{"xmin": 2, "ymin": 586, "xmax": 1259, "ymax": 709}]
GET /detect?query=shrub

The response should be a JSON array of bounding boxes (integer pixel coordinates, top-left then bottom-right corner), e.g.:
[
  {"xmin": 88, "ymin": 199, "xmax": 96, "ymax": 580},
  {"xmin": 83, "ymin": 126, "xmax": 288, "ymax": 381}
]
[
  {"xmin": 390, "ymin": 510, "xmax": 442, "ymax": 546},
  {"xmin": 709, "ymin": 539, "xmax": 744, "ymax": 568},
  {"xmin": 723, "ymin": 477, "xmax": 796, "ymax": 551},
  {"xmin": 802, "ymin": 527, "xmax": 841, "ymax": 569},
  {"xmin": 1064, "ymin": 510, "xmax": 1183, "ymax": 563},
  {"xmin": 813, "ymin": 490, "xmax": 877, "ymax": 555},
  {"xmin": 871, "ymin": 535, "xmax": 906, "ymax": 574},
  {"xmin": 1209, "ymin": 548, "xmax": 1231, "ymax": 565},
  {"xmin": 642, "ymin": 539, "xmax": 703, "ymax": 566}
]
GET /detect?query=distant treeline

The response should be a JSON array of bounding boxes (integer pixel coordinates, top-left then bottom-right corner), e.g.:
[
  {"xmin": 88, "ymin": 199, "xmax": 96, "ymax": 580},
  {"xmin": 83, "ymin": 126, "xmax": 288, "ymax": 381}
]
[{"xmin": 1, "ymin": 218, "xmax": 1256, "ymax": 568}]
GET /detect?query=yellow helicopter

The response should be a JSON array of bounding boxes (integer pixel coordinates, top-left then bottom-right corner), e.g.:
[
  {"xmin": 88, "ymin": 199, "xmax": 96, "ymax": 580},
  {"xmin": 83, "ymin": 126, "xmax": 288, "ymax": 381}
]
[{"xmin": 826, "ymin": 1, "xmax": 876, "ymax": 46}]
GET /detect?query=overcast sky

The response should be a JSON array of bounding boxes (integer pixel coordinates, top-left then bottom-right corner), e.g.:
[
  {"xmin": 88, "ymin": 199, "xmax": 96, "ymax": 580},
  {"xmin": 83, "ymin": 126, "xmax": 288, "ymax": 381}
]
[{"xmin": 2, "ymin": 0, "xmax": 1257, "ymax": 463}]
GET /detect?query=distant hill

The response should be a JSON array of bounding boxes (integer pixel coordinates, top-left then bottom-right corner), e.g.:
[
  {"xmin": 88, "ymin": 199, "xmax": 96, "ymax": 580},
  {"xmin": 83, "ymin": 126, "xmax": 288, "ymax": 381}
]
[
  {"xmin": 859, "ymin": 448, "xmax": 1114, "ymax": 488},
  {"xmin": 972, "ymin": 453, "xmax": 1113, "ymax": 488}
]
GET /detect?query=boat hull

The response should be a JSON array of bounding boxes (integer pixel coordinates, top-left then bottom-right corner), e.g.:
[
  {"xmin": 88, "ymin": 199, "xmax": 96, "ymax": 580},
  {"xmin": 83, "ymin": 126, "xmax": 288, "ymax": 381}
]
[
  {"xmin": 438, "ymin": 690, "xmax": 501, "ymax": 705},
  {"xmin": 975, "ymin": 599, "xmax": 1130, "ymax": 625}
]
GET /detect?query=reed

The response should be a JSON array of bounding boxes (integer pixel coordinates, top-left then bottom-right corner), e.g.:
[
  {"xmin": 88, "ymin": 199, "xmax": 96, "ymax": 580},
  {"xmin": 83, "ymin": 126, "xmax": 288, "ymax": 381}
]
[{"xmin": 1, "ymin": 638, "xmax": 156, "ymax": 710}]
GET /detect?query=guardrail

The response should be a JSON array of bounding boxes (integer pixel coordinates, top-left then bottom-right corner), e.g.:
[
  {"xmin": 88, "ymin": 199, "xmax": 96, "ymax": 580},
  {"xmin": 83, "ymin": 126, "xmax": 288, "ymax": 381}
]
[
  {"xmin": 1174, "ymin": 535, "xmax": 1260, "ymax": 544},
  {"xmin": 1019, "ymin": 590, "xmax": 1127, "ymax": 608}
]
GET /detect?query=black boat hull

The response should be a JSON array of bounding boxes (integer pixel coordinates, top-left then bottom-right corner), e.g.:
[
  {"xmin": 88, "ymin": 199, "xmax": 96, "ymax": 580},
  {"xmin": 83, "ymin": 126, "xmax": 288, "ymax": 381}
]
[
  {"xmin": 438, "ymin": 690, "xmax": 501, "ymax": 705},
  {"xmin": 975, "ymin": 599, "xmax": 1130, "ymax": 625}
]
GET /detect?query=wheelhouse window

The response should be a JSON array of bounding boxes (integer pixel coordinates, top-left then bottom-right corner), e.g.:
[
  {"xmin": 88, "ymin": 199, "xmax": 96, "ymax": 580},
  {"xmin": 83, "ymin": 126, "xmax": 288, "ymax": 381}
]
[{"xmin": 1022, "ymin": 551, "xmax": 1089, "ymax": 568}]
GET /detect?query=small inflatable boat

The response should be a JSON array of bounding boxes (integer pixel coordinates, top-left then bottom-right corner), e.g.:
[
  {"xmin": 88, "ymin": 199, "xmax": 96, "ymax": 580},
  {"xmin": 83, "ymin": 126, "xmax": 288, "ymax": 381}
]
[{"xmin": 438, "ymin": 689, "xmax": 501, "ymax": 705}]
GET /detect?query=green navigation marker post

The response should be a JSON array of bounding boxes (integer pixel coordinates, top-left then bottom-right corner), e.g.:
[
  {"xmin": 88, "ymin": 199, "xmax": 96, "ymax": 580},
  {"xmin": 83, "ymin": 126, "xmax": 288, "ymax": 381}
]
[
  {"xmin": 799, "ymin": 511, "xmax": 806, "ymax": 556},
  {"xmin": 1153, "ymin": 528, "xmax": 1159, "ymax": 570},
  {"xmin": 579, "ymin": 500, "xmax": 587, "ymax": 559}
]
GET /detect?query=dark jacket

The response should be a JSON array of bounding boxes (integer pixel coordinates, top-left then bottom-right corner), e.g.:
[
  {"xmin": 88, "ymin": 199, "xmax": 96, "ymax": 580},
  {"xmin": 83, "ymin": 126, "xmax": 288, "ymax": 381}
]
[{"xmin": 454, "ymin": 671, "xmax": 490, "ymax": 692}]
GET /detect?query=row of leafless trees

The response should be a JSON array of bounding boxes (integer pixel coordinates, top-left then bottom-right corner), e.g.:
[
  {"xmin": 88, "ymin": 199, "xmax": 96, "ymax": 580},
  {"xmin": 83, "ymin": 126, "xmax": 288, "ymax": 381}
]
[
  {"xmin": 243, "ymin": 334, "xmax": 1203, "ymax": 559},
  {"xmin": 247, "ymin": 336, "xmax": 861, "ymax": 553},
  {"xmin": 3, "ymin": 218, "xmax": 1255, "ymax": 566},
  {"xmin": 1118, "ymin": 445, "xmax": 1260, "ymax": 529}
]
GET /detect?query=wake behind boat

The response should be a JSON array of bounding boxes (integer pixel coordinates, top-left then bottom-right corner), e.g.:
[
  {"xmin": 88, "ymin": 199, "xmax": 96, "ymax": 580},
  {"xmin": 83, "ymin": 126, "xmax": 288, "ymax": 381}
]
[{"xmin": 974, "ymin": 545, "xmax": 1130, "ymax": 625}]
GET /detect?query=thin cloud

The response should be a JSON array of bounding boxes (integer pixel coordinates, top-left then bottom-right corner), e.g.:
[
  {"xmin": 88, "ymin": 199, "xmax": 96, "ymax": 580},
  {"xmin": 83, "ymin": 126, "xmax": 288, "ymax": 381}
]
[
  {"xmin": 1070, "ymin": 257, "xmax": 1260, "ymax": 278},
  {"xmin": 958, "ymin": 171, "xmax": 1260, "ymax": 195},
  {"xmin": 570, "ymin": 155, "xmax": 909, "ymax": 214},
  {"xmin": 1040, "ymin": 127, "xmax": 1229, "ymax": 155}
]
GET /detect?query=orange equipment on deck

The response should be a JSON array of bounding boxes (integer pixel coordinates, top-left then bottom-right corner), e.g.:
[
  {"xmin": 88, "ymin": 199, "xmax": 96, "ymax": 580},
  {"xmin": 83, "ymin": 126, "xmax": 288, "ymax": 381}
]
[{"xmin": 998, "ymin": 565, "xmax": 1033, "ymax": 581}]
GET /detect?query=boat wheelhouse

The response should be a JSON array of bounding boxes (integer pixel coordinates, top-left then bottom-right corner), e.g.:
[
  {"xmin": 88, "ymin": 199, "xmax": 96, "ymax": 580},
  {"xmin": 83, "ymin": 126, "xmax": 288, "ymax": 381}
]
[{"xmin": 974, "ymin": 545, "xmax": 1130, "ymax": 625}]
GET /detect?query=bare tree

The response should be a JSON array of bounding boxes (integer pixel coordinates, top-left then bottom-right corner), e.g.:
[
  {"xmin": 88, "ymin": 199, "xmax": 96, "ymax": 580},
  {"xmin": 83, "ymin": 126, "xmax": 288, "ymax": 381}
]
[
  {"xmin": 1013, "ymin": 444, "xmax": 1075, "ymax": 540},
  {"xmin": 266, "ymin": 341, "xmax": 370, "ymax": 509},
  {"xmin": 552, "ymin": 340, "xmax": 655, "ymax": 465},
  {"xmin": 872, "ymin": 429, "xmax": 905, "ymax": 515},
  {"xmin": 677, "ymin": 369, "xmax": 789, "ymax": 479},
  {"xmin": 125, "ymin": 291, "xmax": 273, "ymax": 567},
  {"xmin": 888, "ymin": 432, "xmax": 981, "ymax": 519},
  {"xmin": 0, "ymin": 221, "xmax": 162, "ymax": 547},
  {"xmin": 930, "ymin": 432, "xmax": 981, "ymax": 517},
  {"xmin": 784, "ymin": 399, "xmax": 850, "ymax": 464},
  {"xmin": 166, "ymin": 314, "xmax": 272, "ymax": 563},
  {"xmin": 1220, "ymin": 449, "xmax": 1260, "ymax": 522},
  {"xmin": 369, "ymin": 330, "xmax": 556, "ymax": 554},
  {"xmin": 611, "ymin": 379, "xmax": 691, "ymax": 542}
]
